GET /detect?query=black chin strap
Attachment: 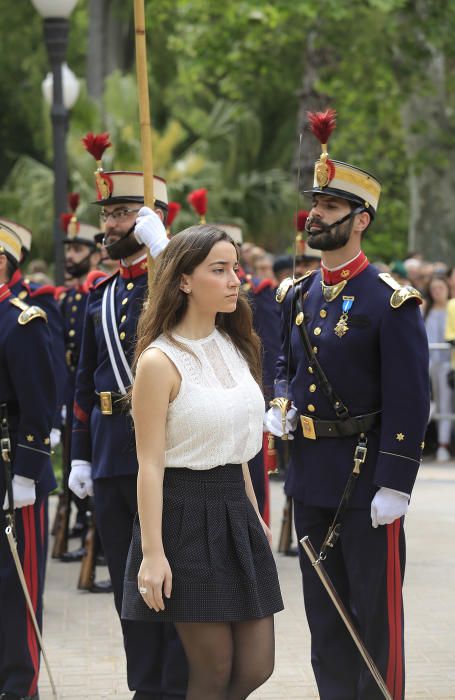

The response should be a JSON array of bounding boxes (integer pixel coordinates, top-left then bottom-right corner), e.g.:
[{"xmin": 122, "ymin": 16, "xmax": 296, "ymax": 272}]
[
  {"xmin": 104, "ymin": 223, "xmax": 140, "ymax": 260},
  {"xmin": 305, "ymin": 205, "xmax": 365, "ymax": 234}
]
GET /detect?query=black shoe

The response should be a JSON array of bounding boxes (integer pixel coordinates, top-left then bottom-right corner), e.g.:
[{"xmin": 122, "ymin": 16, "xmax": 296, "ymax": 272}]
[
  {"xmin": 96, "ymin": 553, "xmax": 107, "ymax": 566},
  {"xmin": 0, "ymin": 692, "xmax": 39, "ymax": 699},
  {"xmin": 68, "ymin": 523, "xmax": 86, "ymax": 539},
  {"xmin": 60, "ymin": 546, "xmax": 86, "ymax": 562},
  {"xmin": 90, "ymin": 579, "xmax": 113, "ymax": 593}
]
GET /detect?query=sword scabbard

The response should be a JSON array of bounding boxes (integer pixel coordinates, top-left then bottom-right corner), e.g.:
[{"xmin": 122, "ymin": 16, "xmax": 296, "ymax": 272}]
[{"xmin": 300, "ymin": 536, "xmax": 393, "ymax": 700}]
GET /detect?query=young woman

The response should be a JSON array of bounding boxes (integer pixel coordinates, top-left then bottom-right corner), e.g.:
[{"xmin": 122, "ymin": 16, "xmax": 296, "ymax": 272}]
[
  {"xmin": 424, "ymin": 275, "xmax": 453, "ymax": 461},
  {"xmin": 122, "ymin": 225, "xmax": 283, "ymax": 700}
]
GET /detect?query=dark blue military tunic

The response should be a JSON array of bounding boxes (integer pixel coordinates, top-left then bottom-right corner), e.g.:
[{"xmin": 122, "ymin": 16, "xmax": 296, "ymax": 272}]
[
  {"xmin": 71, "ymin": 261, "xmax": 147, "ymax": 479},
  {"xmin": 276, "ymin": 264, "xmax": 430, "ymax": 506},
  {"xmin": 0, "ymin": 285, "xmax": 56, "ymax": 698},
  {"xmin": 275, "ymin": 262, "xmax": 430, "ymax": 700},
  {"xmin": 59, "ymin": 271, "xmax": 107, "ymax": 426},
  {"xmin": 9, "ymin": 268, "xmax": 66, "ymax": 425},
  {"xmin": 240, "ymin": 272, "xmax": 282, "ymax": 520},
  {"xmin": 71, "ymin": 257, "xmax": 187, "ymax": 697}
]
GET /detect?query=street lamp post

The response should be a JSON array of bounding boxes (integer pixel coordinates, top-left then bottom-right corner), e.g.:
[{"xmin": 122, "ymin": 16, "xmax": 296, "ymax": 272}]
[{"xmin": 31, "ymin": 0, "xmax": 78, "ymax": 285}]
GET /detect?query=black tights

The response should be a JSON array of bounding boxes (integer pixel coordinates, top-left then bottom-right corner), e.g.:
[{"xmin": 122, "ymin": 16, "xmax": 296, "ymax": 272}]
[{"xmin": 175, "ymin": 616, "xmax": 275, "ymax": 700}]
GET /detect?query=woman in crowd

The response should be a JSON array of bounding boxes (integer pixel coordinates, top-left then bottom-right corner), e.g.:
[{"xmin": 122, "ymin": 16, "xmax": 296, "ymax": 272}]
[
  {"xmin": 424, "ymin": 275, "xmax": 452, "ymax": 462},
  {"xmin": 122, "ymin": 224, "xmax": 283, "ymax": 700}
]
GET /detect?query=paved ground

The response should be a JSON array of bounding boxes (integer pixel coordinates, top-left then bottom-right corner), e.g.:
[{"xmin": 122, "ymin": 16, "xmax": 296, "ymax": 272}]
[{"xmin": 38, "ymin": 460, "xmax": 455, "ymax": 699}]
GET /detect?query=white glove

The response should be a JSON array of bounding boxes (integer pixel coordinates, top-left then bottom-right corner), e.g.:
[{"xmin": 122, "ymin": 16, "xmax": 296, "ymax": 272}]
[
  {"xmin": 371, "ymin": 487, "xmax": 409, "ymax": 528},
  {"xmin": 3, "ymin": 475, "xmax": 36, "ymax": 510},
  {"xmin": 263, "ymin": 405, "xmax": 299, "ymax": 440},
  {"xmin": 50, "ymin": 428, "xmax": 61, "ymax": 450},
  {"xmin": 134, "ymin": 206, "xmax": 169, "ymax": 259},
  {"xmin": 69, "ymin": 461, "xmax": 94, "ymax": 499}
]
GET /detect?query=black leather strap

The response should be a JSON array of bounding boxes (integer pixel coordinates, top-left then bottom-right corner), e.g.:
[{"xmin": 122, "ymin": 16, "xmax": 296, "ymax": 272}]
[
  {"xmin": 295, "ymin": 287, "xmax": 350, "ymax": 419},
  {"xmin": 302, "ymin": 411, "xmax": 381, "ymax": 438}
]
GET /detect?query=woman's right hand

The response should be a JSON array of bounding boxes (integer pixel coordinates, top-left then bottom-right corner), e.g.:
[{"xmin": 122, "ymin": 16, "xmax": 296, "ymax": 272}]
[{"xmin": 138, "ymin": 552, "xmax": 173, "ymax": 612}]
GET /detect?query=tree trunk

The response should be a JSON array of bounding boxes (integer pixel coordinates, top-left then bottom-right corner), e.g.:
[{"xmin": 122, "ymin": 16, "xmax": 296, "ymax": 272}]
[
  {"xmin": 86, "ymin": 0, "xmax": 108, "ymax": 102},
  {"xmin": 400, "ymin": 48, "xmax": 455, "ymax": 261},
  {"xmin": 293, "ymin": 26, "xmax": 332, "ymax": 194},
  {"xmin": 86, "ymin": 0, "xmax": 135, "ymax": 103}
]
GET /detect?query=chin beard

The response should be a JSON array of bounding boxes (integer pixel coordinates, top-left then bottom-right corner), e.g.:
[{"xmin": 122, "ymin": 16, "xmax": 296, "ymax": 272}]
[
  {"xmin": 64, "ymin": 256, "xmax": 91, "ymax": 279},
  {"xmin": 307, "ymin": 220, "xmax": 352, "ymax": 252},
  {"xmin": 104, "ymin": 228, "xmax": 144, "ymax": 260}
]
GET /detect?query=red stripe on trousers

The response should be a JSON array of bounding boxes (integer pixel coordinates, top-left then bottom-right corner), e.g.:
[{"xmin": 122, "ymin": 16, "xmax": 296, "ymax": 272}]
[
  {"xmin": 393, "ymin": 519, "xmax": 404, "ymax": 699},
  {"xmin": 22, "ymin": 506, "xmax": 39, "ymax": 696},
  {"xmin": 40, "ymin": 501, "xmax": 45, "ymax": 545},
  {"xmin": 385, "ymin": 519, "xmax": 403, "ymax": 700},
  {"xmin": 262, "ymin": 435, "xmax": 271, "ymax": 526}
]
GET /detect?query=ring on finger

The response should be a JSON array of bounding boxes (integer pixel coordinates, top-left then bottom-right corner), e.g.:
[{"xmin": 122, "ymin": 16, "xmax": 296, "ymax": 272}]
[{"xmin": 139, "ymin": 586, "xmax": 147, "ymax": 595}]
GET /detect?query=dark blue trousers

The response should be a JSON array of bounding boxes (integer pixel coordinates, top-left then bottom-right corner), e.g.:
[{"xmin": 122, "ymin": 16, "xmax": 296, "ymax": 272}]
[
  {"xmin": 94, "ymin": 475, "xmax": 188, "ymax": 700},
  {"xmin": 294, "ymin": 502, "xmax": 405, "ymax": 700},
  {"xmin": 0, "ymin": 486, "xmax": 48, "ymax": 698}
]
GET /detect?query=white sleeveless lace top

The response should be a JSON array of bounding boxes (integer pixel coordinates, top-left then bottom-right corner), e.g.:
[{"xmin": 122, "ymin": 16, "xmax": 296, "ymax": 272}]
[{"xmin": 144, "ymin": 328, "xmax": 264, "ymax": 470}]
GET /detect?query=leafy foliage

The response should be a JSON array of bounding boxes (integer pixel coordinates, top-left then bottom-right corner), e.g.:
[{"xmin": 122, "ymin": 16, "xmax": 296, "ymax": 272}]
[{"xmin": 1, "ymin": 0, "xmax": 455, "ymax": 263}]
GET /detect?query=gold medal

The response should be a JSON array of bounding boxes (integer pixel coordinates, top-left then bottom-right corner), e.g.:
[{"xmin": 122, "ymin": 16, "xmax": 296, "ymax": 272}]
[{"xmin": 334, "ymin": 296, "xmax": 354, "ymax": 338}]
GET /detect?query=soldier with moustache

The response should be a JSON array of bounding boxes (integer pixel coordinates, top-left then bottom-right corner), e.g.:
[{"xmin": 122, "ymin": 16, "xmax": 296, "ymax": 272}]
[
  {"xmin": 265, "ymin": 109, "xmax": 430, "ymax": 700},
  {"xmin": 0, "ymin": 223, "xmax": 57, "ymax": 700},
  {"xmin": 68, "ymin": 133, "xmax": 187, "ymax": 700},
  {"xmin": 1, "ymin": 217, "xmax": 66, "ymax": 453},
  {"xmin": 57, "ymin": 201, "xmax": 108, "ymax": 566}
]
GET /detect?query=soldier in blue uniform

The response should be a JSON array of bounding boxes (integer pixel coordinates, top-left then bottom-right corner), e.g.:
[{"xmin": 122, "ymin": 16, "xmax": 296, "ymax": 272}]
[
  {"xmin": 68, "ymin": 133, "xmax": 187, "ymax": 700},
  {"xmin": 1, "ymin": 217, "xmax": 66, "ymax": 451},
  {"xmin": 265, "ymin": 109, "xmax": 430, "ymax": 700},
  {"xmin": 0, "ymin": 222, "xmax": 57, "ymax": 700},
  {"xmin": 57, "ymin": 208, "xmax": 108, "ymax": 565}
]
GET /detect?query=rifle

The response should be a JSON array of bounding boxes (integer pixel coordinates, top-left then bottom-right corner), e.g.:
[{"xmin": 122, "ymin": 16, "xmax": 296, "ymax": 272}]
[
  {"xmin": 278, "ymin": 495, "xmax": 295, "ymax": 555},
  {"xmin": 51, "ymin": 420, "xmax": 71, "ymax": 558},
  {"xmin": 77, "ymin": 503, "xmax": 96, "ymax": 590}
]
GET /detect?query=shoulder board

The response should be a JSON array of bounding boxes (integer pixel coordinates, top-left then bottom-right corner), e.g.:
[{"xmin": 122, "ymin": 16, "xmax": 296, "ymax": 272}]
[
  {"xmin": 54, "ymin": 285, "xmax": 67, "ymax": 302},
  {"xmin": 378, "ymin": 272, "xmax": 422, "ymax": 308},
  {"xmin": 276, "ymin": 277, "xmax": 293, "ymax": 303},
  {"xmin": 85, "ymin": 269, "xmax": 108, "ymax": 292},
  {"xmin": 93, "ymin": 271, "xmax": 117, "ymax": 291},
  {"xmin": 253, "ymin": 278, "xmax": 275, "ymax": 295},
  {"xmin": 9, "ymin": 297, "xmax": 48, "ymax": 324},
  {"xmin": 27, "ymin": 283, "xmax": 56, "ymax": 299},
  {"xmin": 276, "ymin": 270, "xmax": 316, "ymax": 304}
]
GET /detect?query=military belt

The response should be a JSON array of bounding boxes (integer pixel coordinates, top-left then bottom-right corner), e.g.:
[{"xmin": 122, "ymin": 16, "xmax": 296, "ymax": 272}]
[
  {"xmin": 300, "ymin": 411, "xmax": 381, "ymax": 440},
  {"xmin": 95, "ymin": 391, "xmax": 127, "ymax": 416}
]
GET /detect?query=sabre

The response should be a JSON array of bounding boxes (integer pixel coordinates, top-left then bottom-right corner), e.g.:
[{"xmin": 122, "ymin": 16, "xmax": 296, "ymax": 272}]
[
  {"xmin": 300, "ymin": 536, "xmax": 393, "ymax": 700},
  {"xmin": 5, "ymin": 523, "xmax": 58, "ymax": 698}
]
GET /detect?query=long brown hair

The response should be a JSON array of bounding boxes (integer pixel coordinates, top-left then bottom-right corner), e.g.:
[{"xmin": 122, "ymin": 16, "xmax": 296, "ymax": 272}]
[{"xmin": 134, "ymin": 224, "xmax": 262, "ymax": 385}]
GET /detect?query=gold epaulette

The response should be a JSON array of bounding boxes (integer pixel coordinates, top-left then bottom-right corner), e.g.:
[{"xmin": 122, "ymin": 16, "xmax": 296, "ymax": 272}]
[
  {"xmin": 9, "ymin": 296, "xmax": 48, "ymax": 325},
  {"xmin": 276, "ymin": 270, "xmax": 315, "ymax": 304},
  {"xmin": 378, "ymin": 272, "xmax": 423, "ymax": 308}
]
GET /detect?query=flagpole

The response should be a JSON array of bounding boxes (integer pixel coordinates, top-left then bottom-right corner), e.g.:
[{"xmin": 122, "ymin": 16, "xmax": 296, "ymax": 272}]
[{"xmin": 133, "ymin": 0, "xmax": 155, "ymax": 287}]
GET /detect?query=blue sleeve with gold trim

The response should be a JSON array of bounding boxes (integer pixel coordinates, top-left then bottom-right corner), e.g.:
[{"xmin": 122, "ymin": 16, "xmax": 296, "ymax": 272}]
[{"xmin": 374, "ymin": 299, "xmax": 430, "ymax": 494}]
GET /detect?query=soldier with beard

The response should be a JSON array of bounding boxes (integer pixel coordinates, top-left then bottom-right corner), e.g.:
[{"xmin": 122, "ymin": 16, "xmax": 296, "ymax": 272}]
[
  {"xmin": 68, "ymin": 133, "xmax": 187, "ymax": 700},
  {"xmin": 57, "ymin": 200, "xmax": 108, "ymax": 566},
  {"xmin": 265, "ymin": 109, "xmax": 430, "ymax": 700}
]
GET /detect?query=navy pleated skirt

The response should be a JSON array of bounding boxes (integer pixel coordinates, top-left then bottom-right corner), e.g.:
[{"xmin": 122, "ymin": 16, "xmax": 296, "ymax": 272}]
[{"xmin": 121, "ymin": 464, "xmax": 283, "ymax": 623}]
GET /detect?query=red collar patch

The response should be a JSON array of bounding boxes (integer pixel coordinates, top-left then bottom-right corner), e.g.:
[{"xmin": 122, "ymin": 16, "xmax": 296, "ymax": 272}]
[
  {"xmin": 321, "ymin": 251, "xmax": 369, "ymax": 285},
  {"xmin": 119, "ymin": 257, "xmax": 148, "ymax": 279}
]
